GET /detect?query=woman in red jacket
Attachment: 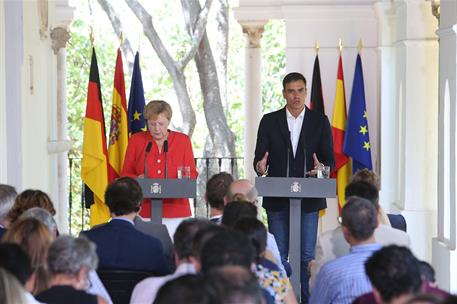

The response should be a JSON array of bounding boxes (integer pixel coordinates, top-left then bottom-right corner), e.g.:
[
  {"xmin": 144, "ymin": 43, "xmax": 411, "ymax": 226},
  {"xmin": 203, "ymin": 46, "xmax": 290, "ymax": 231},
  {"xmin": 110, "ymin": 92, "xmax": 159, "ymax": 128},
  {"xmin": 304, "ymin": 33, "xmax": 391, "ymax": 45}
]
[{"xmin": 121, "ymin": 100, "xmax": 198, "ymax": 233}]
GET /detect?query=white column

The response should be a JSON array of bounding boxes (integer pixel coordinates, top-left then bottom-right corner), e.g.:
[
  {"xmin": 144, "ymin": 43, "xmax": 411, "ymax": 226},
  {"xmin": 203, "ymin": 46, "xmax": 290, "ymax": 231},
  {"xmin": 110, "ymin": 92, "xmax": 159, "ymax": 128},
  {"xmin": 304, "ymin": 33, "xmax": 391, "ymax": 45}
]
[
  {"xmin": 48, "ymin": 27, "xmax": 72, "ymax": 233},
  {"xmin": 240, "ymin": 21, "xmax": 267, "ymax": 183},
  {"xmin": 433, "ymin": 0, "xmax": 457, "ymax": 293},
  {"xmin": 378, "ymin": 0, "xmax": 439, "ymax": 262},
  {"xmin": 0, "ymin": 2, "xmax": 6, "ymax": 181}
]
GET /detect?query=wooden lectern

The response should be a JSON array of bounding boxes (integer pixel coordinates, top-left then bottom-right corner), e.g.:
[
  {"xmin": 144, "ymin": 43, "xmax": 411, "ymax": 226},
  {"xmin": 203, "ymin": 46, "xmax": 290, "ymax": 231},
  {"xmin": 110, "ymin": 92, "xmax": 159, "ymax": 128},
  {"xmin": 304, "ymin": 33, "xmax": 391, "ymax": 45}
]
[
  {"xmin": 255, "ymin": 177, "xmax": 336, "ymax": 300},
  {"xmin": 137, "ymin": 178, "xmax": 196, "ymax": 224}
]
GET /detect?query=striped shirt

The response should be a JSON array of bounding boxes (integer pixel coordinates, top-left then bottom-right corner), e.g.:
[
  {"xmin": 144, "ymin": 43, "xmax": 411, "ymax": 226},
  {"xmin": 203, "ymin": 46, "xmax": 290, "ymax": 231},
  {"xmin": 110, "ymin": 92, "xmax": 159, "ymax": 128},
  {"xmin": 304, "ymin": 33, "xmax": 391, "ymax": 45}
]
[{"xmin": 309, "ymin": 243, "xmax": 382, "ymax": 304}]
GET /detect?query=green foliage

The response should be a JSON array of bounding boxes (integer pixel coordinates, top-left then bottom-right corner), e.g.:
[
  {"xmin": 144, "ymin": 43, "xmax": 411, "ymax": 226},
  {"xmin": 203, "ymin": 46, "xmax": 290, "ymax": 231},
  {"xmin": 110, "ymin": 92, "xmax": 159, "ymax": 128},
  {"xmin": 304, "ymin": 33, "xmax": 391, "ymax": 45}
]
[
  {"xmin": 262, "ymin": 21, "xmax": 286, "ymax": 113},
  {"xmin": 66, "ymin": 4, "xmax": 118, "ymax": 233},
  {"xmin": 66, "ymin": 1, "xmax": 285, "ymax": 232}
]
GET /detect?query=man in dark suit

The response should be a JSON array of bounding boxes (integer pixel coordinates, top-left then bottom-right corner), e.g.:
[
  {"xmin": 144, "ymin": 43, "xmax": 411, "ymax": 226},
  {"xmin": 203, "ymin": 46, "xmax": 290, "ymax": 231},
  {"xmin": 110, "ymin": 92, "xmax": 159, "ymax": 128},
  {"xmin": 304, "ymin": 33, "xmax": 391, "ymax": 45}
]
[
  {"xmin": 134, "ymin": 216, "xmax": 175, "ymax": 269},
  {"xmin": 81, "ymin": 177, "xmax": 170, "ymax": 275},
  {"xmin": 254, "ymin": 72, "xmax": 334, "ymax": 303}
]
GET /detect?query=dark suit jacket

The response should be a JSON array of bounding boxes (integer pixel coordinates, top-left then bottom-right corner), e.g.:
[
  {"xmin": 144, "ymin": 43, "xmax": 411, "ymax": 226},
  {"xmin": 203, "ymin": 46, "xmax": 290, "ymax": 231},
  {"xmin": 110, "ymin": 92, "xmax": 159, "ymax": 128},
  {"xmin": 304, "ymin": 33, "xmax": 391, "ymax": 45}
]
[
  {"xmin": 81, "ymin": 219, "xmax": 170, "ymax": 274},
  {"xmin": 133, "ymin": 216, "xmax": 175, "ymax": 269},
  {"xmin": 254, "ymin": 107, "xmax": 335, "ymax": 212}
]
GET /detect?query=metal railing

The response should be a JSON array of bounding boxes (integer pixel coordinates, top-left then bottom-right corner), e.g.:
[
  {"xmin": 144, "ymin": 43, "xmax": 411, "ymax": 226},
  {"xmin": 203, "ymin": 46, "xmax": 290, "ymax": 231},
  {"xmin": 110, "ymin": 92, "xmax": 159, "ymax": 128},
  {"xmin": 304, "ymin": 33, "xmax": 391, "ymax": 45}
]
[{"xmin": 67, "ymin": 156, "xmax": 244, "ymax": 235}]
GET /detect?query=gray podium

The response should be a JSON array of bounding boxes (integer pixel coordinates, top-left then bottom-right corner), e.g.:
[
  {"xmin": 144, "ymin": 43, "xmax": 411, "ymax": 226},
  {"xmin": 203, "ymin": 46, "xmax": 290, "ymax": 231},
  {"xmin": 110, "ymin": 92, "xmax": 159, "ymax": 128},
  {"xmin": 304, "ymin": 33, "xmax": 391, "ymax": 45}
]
[
  {"xmin": 255, "ymin": 177, "xmax": 336, "ymax": 299},
  {"xmin": 137, "ymin": 178, "xmax": 196, "ymax": 224}
]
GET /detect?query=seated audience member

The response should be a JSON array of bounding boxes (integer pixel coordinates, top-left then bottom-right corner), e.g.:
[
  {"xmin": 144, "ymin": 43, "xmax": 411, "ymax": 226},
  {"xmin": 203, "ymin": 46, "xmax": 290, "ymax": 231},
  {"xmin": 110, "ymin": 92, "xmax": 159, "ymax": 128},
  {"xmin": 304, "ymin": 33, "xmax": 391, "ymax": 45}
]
[
  {"xmin": 19, "ymin": 207, "xmax": 58, "ymax": 237},
  {"xmin": 133, "ymin": 215, "xmax": 174, "ymax": 269},
  {"xmin": 419, "ymin": 261, "xmax": 437, "ymax": 288},
  {"xmin": 223, "ymin": 185, "xmax": 287, "ymax": 276},
  {"xmin": 0, "ymin": 243, "xmax": 41, "ymax": 303},
  {"xmin": 310, "ymin": 197, "xmax": 381, "ymax": 304},
  {"xmin": 0, "ymin": 267, "xmax": 28, "ymax": 304},
  {"xmin": 189, "ymin": 224, "xmax": 226, "ymax": 272},
  {"xmin": 35, "ymin": 236, "xmax": 107, "ymax": 304},
  {"xmin": 221, "ymin": 200, "xmax": 258, "ymax": 227},
  {"xmin": 2, "ymin": 218, "xmax": 52, "ymax": 294},
  {"xmin": 130, "ymin": 218, "xmax": 211, "ymax": 304},
  {"xmin": 153, "ymin": 274, "xmax": 214, "ymax": 304},
  {"xmin": 6, "ymin": 189, "xmax": 56, "ymax": 228},
  {"xmin": 354, "ymin": 246, "xmax": 449, "ymax": 304},
  {"xmin": 225, "ymin": 179, "xmax": 259, "ymax": 204},
  {"xmin": 199, "ymin": 228, "xmax": 275, "ymax": 304},
  {"xmin": 349, "ymin": 169, "xmax": 390, "ymax": 226},
  {"xmin": 205, "ymin": 172, "xmax": 234, "ymax": 224},
  {"xmin": 19, "ymin": 207, "xmax": 112, "ymax": 303},
  {"xmin": 233, "ymin": 217, "xmax": 297, "ymax": 304},
  {"xmin": 310, "ymin": 180, "xmax": 410, "ymax": 288},
  {"xmin": 200, "ymin": 229, "xmax": 255, "ymax": 273},
  {"xmin": 0, "ymin": 184, "xmax": 17, "ymax": 238},
  {"xmin": 405, "ymin": 294, "xmax": 443, "ymax": 304},
  {"xmin": 81, "ymin": 177, "xmax": 169, "ymax": 274},
  {"xmin": 205, "ymin": 265, "xmax": 265, "ymax": 304},
  {"xmin": 365, "ymin": 245, "xmax": 423, "ymax": 304}
]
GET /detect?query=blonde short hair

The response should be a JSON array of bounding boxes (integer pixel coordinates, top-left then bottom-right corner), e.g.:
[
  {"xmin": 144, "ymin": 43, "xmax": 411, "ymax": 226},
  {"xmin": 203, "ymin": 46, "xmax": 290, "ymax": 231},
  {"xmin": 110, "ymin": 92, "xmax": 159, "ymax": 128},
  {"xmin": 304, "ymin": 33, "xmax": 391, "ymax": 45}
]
[{"xmin": 144, "ymin": 100, "xmax": 172, "ymax": 121}]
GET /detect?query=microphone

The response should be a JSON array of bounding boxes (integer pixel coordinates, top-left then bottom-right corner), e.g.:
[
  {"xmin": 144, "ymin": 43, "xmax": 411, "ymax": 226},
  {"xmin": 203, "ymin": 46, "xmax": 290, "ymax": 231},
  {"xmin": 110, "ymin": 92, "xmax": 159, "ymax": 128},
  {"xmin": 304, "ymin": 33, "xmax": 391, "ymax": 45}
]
[
  {"xmin": 144, "ymin": 142, "xmax": 152, "ymax": 178},
  {"xmin": 303, "ymin": 147, "xmax": 307, "ymax": 178},
  {"xmin": 164, "ymin": 140, "xmax": 168, "ymax": 178},
  {"xmin": 287, "ymin": 131, "xmax": 291, "ymax": 177}
]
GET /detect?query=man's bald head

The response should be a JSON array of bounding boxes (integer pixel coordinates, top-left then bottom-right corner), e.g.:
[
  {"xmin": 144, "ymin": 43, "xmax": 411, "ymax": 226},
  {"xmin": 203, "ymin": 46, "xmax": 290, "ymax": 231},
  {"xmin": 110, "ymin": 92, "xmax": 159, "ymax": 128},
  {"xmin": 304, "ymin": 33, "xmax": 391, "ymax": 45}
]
[{"xmin": 225, "ymin": 179, "xmax": 258, "ymax": 204}]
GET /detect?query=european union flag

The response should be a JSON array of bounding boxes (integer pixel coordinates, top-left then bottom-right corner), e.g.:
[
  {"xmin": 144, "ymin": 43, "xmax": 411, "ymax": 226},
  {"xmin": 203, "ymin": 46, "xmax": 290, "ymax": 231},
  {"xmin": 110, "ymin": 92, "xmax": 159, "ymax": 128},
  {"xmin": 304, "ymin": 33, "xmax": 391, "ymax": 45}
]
[
  {"xmin": 127, "ymin": 52, "xmax": 146, "ymax": 135},
  {"xmin": 343, "ymin": 54, "xmax": 372, "ymax": 172}
]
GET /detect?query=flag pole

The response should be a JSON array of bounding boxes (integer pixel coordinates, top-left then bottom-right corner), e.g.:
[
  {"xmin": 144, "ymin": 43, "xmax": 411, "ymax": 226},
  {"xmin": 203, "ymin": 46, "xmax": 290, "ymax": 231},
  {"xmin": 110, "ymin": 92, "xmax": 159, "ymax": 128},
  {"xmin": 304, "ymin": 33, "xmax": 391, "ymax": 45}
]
[
  {"xmin": 315, "ymin": 40, "xmax": 320, "ymax": 54},
  {"xmin": 338, "ymin": 38, "xmax": 343, "ymax": 53},
  {"xmin": 357, "ymin": 39, "xmax": 363, "ymax": 54}
]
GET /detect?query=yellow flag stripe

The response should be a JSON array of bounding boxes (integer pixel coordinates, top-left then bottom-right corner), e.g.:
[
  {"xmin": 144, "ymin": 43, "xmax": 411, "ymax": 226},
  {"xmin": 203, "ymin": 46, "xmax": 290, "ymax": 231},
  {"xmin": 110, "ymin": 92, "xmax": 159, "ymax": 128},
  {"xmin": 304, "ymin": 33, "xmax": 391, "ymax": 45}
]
[
  {"xmin": 89, "ymin": 196, "xmax": 111, "ymax": 227},
  {"xmin": 337, "ymin": 161, "xmax": 352, "ymax": 208},
  {"xmin": 332, "ymin": 79, "xmax": 347, "ymax": 130},
  {"xmin": 81, "ymin": 118, "xmax": 108, "ymax": 202}
]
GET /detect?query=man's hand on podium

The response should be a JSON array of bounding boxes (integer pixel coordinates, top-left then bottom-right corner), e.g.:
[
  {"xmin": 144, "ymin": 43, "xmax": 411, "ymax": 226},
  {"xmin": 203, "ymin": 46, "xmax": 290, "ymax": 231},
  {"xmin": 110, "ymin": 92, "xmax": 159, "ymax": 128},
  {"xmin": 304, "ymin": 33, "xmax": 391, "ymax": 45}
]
[{"xmin": 306, "ymin": 153, "xmax": 322, "ymax": 177}]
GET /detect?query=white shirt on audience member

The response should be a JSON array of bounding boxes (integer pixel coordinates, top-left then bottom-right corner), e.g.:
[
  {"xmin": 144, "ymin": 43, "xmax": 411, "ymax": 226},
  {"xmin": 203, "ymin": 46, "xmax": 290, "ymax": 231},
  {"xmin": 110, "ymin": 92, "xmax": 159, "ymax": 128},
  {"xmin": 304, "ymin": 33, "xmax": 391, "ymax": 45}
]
[
  {"xmin": 130, "ymin": 262, "xmax": 196, "ymax": 304},
  {"xmin": 87, "ymin": 269, "xmax": 113, "ymax": 304}
]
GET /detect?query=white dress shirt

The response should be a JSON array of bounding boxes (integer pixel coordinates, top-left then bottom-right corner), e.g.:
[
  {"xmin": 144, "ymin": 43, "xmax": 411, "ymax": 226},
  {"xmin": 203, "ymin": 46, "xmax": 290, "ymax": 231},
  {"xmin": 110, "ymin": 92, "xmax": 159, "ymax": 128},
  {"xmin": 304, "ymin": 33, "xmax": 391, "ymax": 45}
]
[{"xmin": 286, "ymin": 107, "xmax": 306, "ymax": 157}]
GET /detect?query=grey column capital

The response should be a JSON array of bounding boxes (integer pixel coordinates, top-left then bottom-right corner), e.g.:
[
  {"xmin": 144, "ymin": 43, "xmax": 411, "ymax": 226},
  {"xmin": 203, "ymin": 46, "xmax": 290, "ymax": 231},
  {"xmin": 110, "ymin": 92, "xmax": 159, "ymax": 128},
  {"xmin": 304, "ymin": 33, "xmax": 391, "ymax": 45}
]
[
  {"xmin": 239, "ymin": 21, "xmax": 267, "ymax": 48},
  {"xmin": 50, "ymin": 27, "xmax": 70, "ymax": 54}
]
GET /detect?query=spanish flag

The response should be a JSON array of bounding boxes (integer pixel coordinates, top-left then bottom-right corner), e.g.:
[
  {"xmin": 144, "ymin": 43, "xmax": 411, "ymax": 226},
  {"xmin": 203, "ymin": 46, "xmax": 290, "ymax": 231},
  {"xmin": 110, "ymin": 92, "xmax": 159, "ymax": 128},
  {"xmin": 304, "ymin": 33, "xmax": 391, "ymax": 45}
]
[
  {"xmin": 331, "ymin": 55, "xmax": 351, "ymax": 209},
  {"xmin": 82, "ymin": 48, "xmax": 110, "ymax": 226},
  {"xmin": 108, "ymin": 48, "xmax": 129, "ymax": 181}
]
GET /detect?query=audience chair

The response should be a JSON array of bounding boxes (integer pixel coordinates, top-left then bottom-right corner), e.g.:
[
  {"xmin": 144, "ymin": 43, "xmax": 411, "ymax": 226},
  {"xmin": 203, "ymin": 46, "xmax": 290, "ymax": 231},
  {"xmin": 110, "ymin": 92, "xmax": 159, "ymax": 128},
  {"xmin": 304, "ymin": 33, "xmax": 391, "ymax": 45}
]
[
  {"xmin": 387, "ymin": 213, "xmax": 407, "ymax": 232},
  {"xmin": 97, "ymin": 269, "xmax": 155, "ymax": 304}
]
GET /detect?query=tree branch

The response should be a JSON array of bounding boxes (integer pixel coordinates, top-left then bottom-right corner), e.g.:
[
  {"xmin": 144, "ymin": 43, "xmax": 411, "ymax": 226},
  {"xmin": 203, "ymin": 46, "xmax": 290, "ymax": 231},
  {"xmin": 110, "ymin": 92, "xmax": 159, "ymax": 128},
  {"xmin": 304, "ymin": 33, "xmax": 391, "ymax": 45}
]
[
  {"xmin": 97, "ymin": 0, "xmax": 135, "ymax": 74},
  {"xmin": 124, "ymin": 0, "xmax": 179, "ymax": 72},
  {"xmin": 178, "ymin": 0, "xmax": 213, "ymax": 70},
  {"xmin": 124, "ymin": 0, "xmax": 196, "ymax": 135}
]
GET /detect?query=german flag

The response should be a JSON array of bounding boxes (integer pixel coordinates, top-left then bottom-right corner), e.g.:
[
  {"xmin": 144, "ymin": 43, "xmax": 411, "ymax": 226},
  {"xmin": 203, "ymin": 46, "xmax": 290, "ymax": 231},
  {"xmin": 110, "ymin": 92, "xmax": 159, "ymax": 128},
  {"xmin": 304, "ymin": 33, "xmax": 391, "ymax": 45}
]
[
  {"xmin": 81, "ymin": 48, "xmax": 110, "ymax": 226},
  {"xmin": 108, "ymin": 48, "xmax": 128, "ymax": 181},
  {"xmin": 331, "ymin": 55, "xmax": 351, "ymax": 210},
  {"xmin": 310, "ymin": 54, "xmax": 325, "ymax": 114}
]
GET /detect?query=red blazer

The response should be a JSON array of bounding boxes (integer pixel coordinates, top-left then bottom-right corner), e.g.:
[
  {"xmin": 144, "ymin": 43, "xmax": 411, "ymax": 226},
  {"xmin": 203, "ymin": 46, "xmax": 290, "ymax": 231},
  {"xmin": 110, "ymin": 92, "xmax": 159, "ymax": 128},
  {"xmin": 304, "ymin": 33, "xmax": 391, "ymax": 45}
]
[{"xmin": 121, "ymin": 131, "xmax": 198, "ymax": 218}]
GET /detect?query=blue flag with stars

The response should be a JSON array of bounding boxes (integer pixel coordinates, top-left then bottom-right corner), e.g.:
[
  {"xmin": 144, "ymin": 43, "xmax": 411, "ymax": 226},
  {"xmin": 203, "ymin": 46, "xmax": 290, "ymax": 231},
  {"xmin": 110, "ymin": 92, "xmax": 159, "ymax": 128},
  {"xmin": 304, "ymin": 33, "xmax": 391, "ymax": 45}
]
[
  {"xmin": 343, "ymin": 54, "xmax": 372, "ymax": 172},
  {"xmin": 127, "ymin": 52, "xmax": 146, "ymax": 135}
]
